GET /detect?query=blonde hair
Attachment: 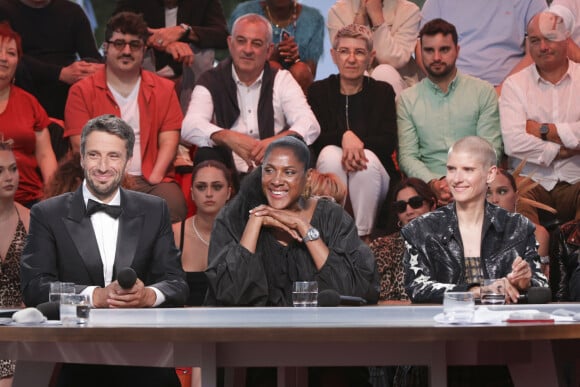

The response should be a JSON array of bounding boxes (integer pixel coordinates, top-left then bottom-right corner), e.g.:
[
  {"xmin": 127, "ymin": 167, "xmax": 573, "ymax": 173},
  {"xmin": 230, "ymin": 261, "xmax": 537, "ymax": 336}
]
[{"xmin": 303, "ymin": 169, "xmax": 347, "ymax": 206}]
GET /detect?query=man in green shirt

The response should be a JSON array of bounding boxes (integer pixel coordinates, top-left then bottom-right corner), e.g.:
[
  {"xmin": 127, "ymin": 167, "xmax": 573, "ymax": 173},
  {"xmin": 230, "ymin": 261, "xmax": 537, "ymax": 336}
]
[{"xmin": 397, "ymin": 18, "xmax": 502, "ymax": 205}]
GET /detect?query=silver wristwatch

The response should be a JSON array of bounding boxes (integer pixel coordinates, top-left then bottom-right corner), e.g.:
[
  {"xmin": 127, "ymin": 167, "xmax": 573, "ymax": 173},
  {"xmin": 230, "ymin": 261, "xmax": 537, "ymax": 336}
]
[{"xmin": 302, "ymin": 227, "xmax": 320, "ymax": 243}]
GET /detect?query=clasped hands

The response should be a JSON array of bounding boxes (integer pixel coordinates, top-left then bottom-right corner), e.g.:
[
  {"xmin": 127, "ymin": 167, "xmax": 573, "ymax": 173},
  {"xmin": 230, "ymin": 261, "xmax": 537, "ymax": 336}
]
[
  {"xmin": 92, "ymin": 278, "xmax": 156, "ymax": 308},
  {"xmin": 250, "ymin": 204, "xmax": 308, "ymax": 242},
  {"xmin": 275, "ymin": 36, "xmax": 300, "ymax": 64},
  {"xmin": 147, "ymin": 27, "xmax": 194, "ymax": 66},
  {"xmin": 341, "ymin": 130, "xmax": 368, "ymax": 172}
]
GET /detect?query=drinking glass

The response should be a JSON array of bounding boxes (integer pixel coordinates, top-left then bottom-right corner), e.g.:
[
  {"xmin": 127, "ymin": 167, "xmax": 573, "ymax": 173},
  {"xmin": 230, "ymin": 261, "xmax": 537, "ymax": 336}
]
[
  {"xmin": 60, "ymin": 294, "xmax": 90, "ymax": 326},
  {"xmin": 443, "ymin": 292, "xmax": 475, "ymax": 323},
  {"xmin": 480, "ymin": 279, "xmax": 506, "ymax": 305},
  {"xmin": 292, "ymin": 281, "xmax": 318, "ymax": 307},
  {"xmin": 49, "ymin": 282, "xmax": 75, "ymax": 303}
]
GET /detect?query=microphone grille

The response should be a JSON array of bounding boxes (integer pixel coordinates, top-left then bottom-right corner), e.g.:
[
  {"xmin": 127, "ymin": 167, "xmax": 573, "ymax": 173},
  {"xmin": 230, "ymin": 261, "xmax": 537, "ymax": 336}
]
[{"xmin": 117, "ymin": 267, "xmax": 137, "ymax": 289}]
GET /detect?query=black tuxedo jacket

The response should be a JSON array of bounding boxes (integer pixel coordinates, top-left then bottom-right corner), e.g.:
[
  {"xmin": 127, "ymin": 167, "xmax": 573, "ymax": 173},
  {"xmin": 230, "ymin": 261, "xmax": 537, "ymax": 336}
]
[{"xmin": 21, "ymin": 187, "xmax": 188, "ymax": 307}]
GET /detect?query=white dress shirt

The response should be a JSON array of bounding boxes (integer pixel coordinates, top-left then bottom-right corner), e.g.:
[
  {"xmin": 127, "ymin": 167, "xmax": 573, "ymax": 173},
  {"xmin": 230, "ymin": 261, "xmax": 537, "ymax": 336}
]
[
  {"xmin": 81, "ymin": 182, "xmax": 164, "ymax": 307},
  {"xmin": 500, "ymin": 60, "xmax": 580, "ymax": 190},
  {"xmin": 181, "ymin": 67, "xmax": 320, "ymax": 172}
]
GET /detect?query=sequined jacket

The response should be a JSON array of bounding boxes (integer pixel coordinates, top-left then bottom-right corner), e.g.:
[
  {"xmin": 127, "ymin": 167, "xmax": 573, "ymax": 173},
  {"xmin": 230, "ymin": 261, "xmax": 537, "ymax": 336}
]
[{"xmin": 401, "ymin": 202, "xmax": 548, "ymax": 303}]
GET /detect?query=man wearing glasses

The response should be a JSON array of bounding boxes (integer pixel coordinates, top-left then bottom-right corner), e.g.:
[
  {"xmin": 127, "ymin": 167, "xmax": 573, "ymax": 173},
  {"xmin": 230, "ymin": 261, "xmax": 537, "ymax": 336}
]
[
  {"xmin": 397, "ymin": 18, "xmax": 503, "ymax": 206},
  {"xmin": 64, "ymin": 12, "xmax": 187, "ymax": 223}
]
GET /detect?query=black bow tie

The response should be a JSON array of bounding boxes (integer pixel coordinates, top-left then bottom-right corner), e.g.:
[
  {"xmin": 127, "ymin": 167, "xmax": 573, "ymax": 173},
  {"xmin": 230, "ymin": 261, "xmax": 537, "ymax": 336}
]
[{"xmin": 86, "ymin": 199, "xmax": 122, "ymax": 219}]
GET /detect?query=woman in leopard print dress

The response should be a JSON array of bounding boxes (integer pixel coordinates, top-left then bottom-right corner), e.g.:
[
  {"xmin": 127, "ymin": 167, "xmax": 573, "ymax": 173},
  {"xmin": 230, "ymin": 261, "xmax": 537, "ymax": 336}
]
[
  {"xmin": 370, "ymin": 178, "xmax": 436, "ymax": 302},
  {"xmin": 0, "ymin": 142, "xmax": 31, "ymax": 386}
]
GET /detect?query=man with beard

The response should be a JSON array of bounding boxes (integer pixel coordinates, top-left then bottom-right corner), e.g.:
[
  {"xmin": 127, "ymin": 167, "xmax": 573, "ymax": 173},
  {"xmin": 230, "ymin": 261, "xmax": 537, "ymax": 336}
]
[
  {"xmin": 21, "ymin": 114, "xmax": 188, "ymax": 387},
  {"xmin": 64, "ymin": 12, "xmax": 187, "ymax": 222},
  {"xmin": 397, "ymin": 18, "xmax": 503, "ymax": 205}
]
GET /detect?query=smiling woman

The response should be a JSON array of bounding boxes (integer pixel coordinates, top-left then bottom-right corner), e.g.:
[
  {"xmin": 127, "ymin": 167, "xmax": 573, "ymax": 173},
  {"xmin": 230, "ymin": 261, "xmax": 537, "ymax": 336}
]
[{"xmin": 205, "ymin": 135, "xmax": 378, "ymax": 307}]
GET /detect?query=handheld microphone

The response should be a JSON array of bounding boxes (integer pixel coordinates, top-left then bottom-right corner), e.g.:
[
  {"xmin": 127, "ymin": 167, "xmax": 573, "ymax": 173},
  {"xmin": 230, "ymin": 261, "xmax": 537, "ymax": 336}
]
[
  {"xmin": 318, "ymin": 289, "xmax": 368, "ymax": 307},
  {"xmin": 36, "ymin": 302, "xmax": 60, "ymax": 320},
  {"xmin": 517, "ymin": 287, "xmax": 552, "ymax": 304},
  {"xmin": 117, "ymin": 267, "xmax": 137, "ymax": 289}
]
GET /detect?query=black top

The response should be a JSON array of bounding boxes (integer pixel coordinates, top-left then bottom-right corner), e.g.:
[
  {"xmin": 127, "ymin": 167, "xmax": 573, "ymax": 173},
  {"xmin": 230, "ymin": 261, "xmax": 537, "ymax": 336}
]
[{"xmin": 205, "ymin": 168, "xmax": 379, "ymax": 306}]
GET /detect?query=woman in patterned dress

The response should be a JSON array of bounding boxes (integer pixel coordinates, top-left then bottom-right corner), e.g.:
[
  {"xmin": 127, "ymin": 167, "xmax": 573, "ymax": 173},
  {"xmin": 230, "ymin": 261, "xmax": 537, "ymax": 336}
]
[
  {"xmin": 0, "ymin": 141, "xmax": 30, "ymax": 386},
  {"xmin": 370, "ymin": 177, "xmax": 436, "ymax": 302}
]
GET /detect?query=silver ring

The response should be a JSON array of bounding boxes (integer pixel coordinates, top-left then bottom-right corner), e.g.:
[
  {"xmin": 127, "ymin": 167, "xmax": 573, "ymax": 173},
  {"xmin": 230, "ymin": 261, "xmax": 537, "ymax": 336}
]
[{"xmin": 157, "ymin": 39, "xmax": 163, "ymax": 44}]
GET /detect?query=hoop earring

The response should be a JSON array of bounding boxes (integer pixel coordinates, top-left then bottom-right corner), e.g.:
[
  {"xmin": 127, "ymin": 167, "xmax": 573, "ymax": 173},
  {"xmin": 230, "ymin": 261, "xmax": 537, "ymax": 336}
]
[{"xmin": 397, "ymin": 220, "xmax": 403, "ymax": 229}]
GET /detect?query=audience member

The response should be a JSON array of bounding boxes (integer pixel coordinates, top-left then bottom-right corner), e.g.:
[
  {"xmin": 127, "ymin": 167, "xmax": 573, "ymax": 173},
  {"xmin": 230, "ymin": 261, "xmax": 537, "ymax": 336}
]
[
  {"xmin": 303, "ymin": 169, "xmax": 346, "ymax": 206},
  {"xmin": 370, "ymin": 178, "xmax": 436, "ymax": 302},
  {"xmin": 500, "ymin": 11, "xmax": 580, "ymax": 226},
  {"xmin": 0, "ymin": 0, "xmax": 101, "ymax": 119},
  {"xmin": 173, "ymin": 160, "xmax": 233, "ymax": 306},
  {"xmin": 487, "ymin": 168, "xmax": 552, "ymax": 278},
  {"xmin": 181, "ymin": 13, "xmax": 320, "ymax": 175},
  {"xmin": 553, "ymin": 220, "xmax": 580, "ymax": 301},
  {"xmin": 113, "ymin": 0, "xmax": 228, "ymax": 111},
  {"xmin": 0, "ymin": 141, "xmax": 29, "ymax": 387},
  {"xmin": 328, "ymin": 0, "xmax": 422, "ymax": 95},
  {"xmin": 0, "ymin": 22, "xmax": 57, "ymax": 207},
  {"xmin": 402, "ymin": 136, "xmax": 547, "ymax": 305},
  {"xmin": 551, "ymin": 0, "xmax": 580, "ymax": 62},
  {"xmin": 397, "ymin": 18, "xmax": 502, "ymax": 206},
  {"xmin": 308, "ymin": 23, "xmax": 396, "ymax": 242},
  {"xmin": 419, "ymin": 0, "xmax": 547, "ymax": 92},
  {"xmin": 230, "ymin": 0, "xmax": 324, "ymax": 92},
  {"xmin": 65, "ymin": 12, "xmax": 187, "ymax": 222},
  {"xmin": 21, "ymin": 114, "xmax": 187, "ymax": 387}
]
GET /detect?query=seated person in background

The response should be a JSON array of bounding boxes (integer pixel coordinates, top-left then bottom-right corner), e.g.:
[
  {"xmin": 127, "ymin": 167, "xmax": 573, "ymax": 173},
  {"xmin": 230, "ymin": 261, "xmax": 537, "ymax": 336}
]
[
  {"xmin": 402, "ymin": 136, "xmax": 548, "ymax": 305},
  {"xmin": 328, "ymin": 0, "xmax": 422, "ymax": 95},
  {"xmin": 303, "ymin": 169, "xmax": 346, "ymax": 206},
  {"xmin": 113, "ymin": 0, "xmax": 229, "ymax": 111},
  {"xmin": 308, "ymin": 24, "xmax": 397, "ymax": 243},
  {"xmin": 551, "ymin": 0, "xmax": 580, "ymax": 62},
  {"xmin": 418, "ymin": 0, "xmax": 546, "ymax": 93},
  {"xmin": 397, "ymin": 18, "xmax": 502, "ymax": 206},
  {"xmin": 500, "ymin": 10, "xmax": 580, "ymax": 227},
  {"xmin": 181, "ymin": 13, "xmax": 320, "ymax": 175},
  {"xmin": 0, "ymin": 22, "xmax": 57, "ymax": 208},
  {"xmin": 230, "ymin": 0, "xmax": 324, "ymax": 92},
  {"xmin": 371, "ymin": 178, "xmax": 436, "ymax": 303},
  {"xmin": 65, "ymin": 12, "xmax": 187, "ymax": 223},
  {"xmin": 21, "ymin": 114, "xmax": 187, "ymax": 387},
  {"xmin": 173, "ymin": 160, "xmax": 233, "ymax": 306},
  {"xmin": 205, "ymin": 135, "xmax": 377, "ymax": 386},
  {"xmin": 206, "ymin": 136, "xmax": 378, "ymax": 306},
  {"xmin": 0, "ymin": 0, "xmax": 102, "ymax": 120},
  {"xmin": 553, "ymin": 220, "xmax": 580, "ymax": 301},
  {"xmin": 487, "ymin": 167, "xmax": 553, "ymax": 278},
  {"xmin": 0, "ymin": 141, "xmax": 30, "ymax": 386}
]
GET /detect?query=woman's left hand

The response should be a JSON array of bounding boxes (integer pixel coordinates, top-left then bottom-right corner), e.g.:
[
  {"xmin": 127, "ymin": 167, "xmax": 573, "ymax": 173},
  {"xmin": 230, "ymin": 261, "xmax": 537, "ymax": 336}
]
[
  {"xmin": 278, "ymin": 36, "xmax": 300, "ymax": 64},
  {"xmin": 250, "ymin": 205, "xmax": 305, "ymax": 241}
]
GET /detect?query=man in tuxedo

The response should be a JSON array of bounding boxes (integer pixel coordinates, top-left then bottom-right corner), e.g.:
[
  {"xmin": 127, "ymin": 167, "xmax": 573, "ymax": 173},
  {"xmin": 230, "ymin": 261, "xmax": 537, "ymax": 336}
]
[{"xmin": 21, "ymin": 114, "xmax": 187, "ymax": 387}]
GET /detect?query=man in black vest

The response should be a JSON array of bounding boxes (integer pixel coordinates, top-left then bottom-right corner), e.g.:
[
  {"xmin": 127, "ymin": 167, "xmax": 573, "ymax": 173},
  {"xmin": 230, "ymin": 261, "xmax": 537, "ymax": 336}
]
[{"xmin": 181, "ymin": 13, "xmax": 320, "ymax": 173}]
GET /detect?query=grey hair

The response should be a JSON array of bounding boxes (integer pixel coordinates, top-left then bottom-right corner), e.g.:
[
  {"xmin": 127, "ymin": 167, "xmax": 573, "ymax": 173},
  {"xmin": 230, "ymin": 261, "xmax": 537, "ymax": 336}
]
[
  {"xmin": 332, "ymin": 24, "xmax": 373, "ymax": 52},
  {"xmin": 231, "ymin": 13, "xmax": 273, "ymax": 45},
  {"xmin": 80, "ymin": 115, "xmax": 135, "ymax": 159}
]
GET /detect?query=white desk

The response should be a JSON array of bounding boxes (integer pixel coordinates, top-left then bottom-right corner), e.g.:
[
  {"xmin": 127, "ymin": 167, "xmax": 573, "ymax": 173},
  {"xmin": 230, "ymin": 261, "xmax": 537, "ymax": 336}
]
[{"xmin": 4, "ymin": 304, "xmax": 580, "ymax": 387}]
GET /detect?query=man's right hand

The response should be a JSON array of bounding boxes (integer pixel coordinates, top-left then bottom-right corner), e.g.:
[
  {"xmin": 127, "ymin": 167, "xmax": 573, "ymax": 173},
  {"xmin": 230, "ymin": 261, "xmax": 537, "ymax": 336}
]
[
  {"xmin": 211, "ymin": 130, "xmax": 259, "ymax": 169},
  {"xmin": 59, "ymin": 61, "xmax": 101, "ymax": 84},
  {"xmin": 429, "ymin": 178, "xmax": 452, "ymax": 206}
]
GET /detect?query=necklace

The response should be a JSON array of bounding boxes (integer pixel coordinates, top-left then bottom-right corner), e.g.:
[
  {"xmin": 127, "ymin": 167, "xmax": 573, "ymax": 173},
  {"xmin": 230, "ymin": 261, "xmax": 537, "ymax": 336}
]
[
  {"xmin": 264, "ymin": 1, "xmax": 297, "ymax": 29},
  {"xmin": 192, "ymin": 216, "xmax": 209, "ymax": 246},
  {"xmin": 343, "ymin": 85, "xmax": 363, "ymax": 132}
]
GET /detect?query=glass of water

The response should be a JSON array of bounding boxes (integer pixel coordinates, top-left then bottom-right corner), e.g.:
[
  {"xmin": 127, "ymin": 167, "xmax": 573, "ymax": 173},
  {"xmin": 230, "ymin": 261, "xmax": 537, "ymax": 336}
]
[
  {"xmin": 443, "ymin": 292, "xmax": 475, "ymax": 323},
  {"xmin": 480, "ymin": 279, "xmax": 506, "ymax": 305},
  {"xmin": 60, "ymin": 294, "xmax": 90, "ymax": 326},
  {"xmin": 49, "ymin": 282, "xmax": 75, "ymax": 303},
  {"xmin": 292, "ymin": 281, "xmax": 318, "ymax": 307}
]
